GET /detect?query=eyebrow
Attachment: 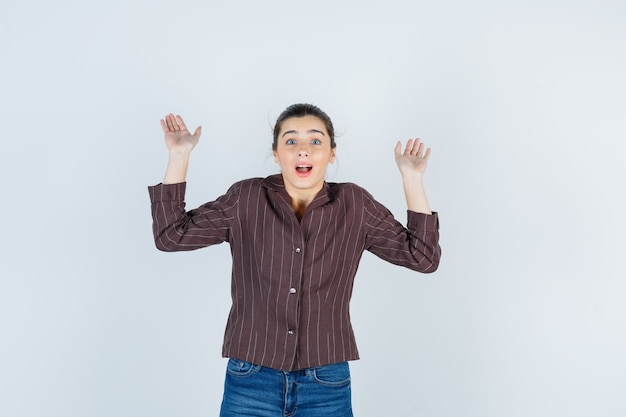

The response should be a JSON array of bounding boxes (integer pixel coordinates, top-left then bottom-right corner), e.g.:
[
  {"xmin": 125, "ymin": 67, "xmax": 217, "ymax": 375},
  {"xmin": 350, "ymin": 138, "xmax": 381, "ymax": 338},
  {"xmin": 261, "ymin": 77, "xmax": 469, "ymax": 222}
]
[{"xmin": 281, "ymin": 129, "xmax": 326, "ymax": 138}]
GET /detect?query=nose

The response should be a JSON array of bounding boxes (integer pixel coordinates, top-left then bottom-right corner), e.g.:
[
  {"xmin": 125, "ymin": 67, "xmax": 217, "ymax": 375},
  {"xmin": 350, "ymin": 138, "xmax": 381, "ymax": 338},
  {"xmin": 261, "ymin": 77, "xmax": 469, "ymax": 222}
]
[{"xmin": 297, "ymin": 145, "xmax": 310, "ymax": 157}]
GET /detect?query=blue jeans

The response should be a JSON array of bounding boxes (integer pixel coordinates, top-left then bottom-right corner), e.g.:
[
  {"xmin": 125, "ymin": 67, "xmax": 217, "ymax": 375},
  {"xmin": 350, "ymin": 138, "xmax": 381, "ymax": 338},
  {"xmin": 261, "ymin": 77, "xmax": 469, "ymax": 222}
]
[{"xmin": 219, "ymin": 358, "xmax": 353, "ymax": 417}]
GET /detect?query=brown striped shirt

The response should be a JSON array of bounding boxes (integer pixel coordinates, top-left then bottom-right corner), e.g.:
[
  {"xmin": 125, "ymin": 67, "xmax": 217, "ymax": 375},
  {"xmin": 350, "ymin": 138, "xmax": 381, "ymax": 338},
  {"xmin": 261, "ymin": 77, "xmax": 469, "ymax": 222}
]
[{"xmin": 148, "ymin": 174, "xmax": 441, "ymax": 371}]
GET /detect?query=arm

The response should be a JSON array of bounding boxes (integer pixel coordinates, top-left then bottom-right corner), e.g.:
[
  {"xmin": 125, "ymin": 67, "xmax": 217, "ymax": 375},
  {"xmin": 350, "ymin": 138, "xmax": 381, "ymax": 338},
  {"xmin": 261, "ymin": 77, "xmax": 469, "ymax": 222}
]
[
  {"xmin": 394, "ymin": 139, "xmax": 432, "ymax": 215},
  {"xmin": 160, "ymin": 114, "xmax": 202, "ymax": 184},
  {"xmin": 360, "ymin": 139, "xmax": 439, "ymax": 272},
  {"xmin": 149, "ymin": 114, "xmax": 235, "ymax": 252},
  {"xmin": 362, "ymin": 187, "xmax": 441, "ymax": 273},
  {"xmin": 148, "ymin": 181, "xmax": 240, "ymax": 252}
]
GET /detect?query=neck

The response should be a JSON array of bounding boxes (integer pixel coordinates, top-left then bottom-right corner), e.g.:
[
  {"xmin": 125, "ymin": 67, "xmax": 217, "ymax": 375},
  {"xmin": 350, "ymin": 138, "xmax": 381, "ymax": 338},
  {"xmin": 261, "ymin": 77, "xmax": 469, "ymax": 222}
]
[
  {"xmin": 291, "ymin": 199, "xmax": 308, "ymax": 221},
  {"xmin": 283, "ymin": 183, "xmax": 323, "ymax": 221}
]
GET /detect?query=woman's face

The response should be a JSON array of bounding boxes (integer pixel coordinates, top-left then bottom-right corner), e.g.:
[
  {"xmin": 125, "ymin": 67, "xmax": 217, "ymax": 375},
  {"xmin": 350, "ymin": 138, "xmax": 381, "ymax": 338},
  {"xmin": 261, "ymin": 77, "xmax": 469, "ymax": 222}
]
[{"xmin": 273, "ymin": 115, "xmax": 336, "ymax": 200}]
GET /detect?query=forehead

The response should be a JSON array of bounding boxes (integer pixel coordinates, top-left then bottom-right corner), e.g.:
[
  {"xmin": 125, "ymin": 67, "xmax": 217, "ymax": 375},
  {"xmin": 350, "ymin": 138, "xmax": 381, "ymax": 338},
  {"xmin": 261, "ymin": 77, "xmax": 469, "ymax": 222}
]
[{"xmin": 279, "ymin": 115, "xmax": 328, "ymax": 136}]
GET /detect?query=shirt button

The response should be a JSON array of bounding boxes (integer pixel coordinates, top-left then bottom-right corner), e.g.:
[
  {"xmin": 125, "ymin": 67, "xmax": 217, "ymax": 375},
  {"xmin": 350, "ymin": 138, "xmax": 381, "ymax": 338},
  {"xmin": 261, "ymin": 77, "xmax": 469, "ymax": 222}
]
[
  {"xmin": 289, "ymin": 288, "xmax": 297, "ymax": 294},
  {"xmin": 288, "ymin": 330, "xmax": 294, "ymax": 335},
  {"xmin": 295, "ymin": 248, "xmax": 301, "ymax": 253}
]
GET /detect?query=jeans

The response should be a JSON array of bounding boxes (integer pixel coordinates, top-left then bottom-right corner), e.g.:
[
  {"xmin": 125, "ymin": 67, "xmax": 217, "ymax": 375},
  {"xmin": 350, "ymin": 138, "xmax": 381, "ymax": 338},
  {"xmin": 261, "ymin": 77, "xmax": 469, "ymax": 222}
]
[{"xmin": 219, "ymin": 358, "xmax": 353, "ymax": 417}]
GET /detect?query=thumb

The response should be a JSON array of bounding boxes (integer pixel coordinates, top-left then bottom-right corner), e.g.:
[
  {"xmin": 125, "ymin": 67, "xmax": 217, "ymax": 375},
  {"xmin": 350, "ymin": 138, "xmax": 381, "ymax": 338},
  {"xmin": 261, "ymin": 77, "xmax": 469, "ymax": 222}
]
[
  {"xmin": 193, "ymin": 126, "xmax": 202, "ymax": 138},
  {"xmin": 394, "ymin": 141, "xmax": 402, "ymax": 157}
]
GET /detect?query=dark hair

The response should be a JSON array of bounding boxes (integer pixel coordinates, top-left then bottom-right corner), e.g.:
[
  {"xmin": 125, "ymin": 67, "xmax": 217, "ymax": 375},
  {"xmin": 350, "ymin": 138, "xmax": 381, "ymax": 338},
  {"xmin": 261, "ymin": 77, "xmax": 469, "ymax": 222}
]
[{"xmin": 272, "ymin": 103, "xmax": 336, "ymax": 151}]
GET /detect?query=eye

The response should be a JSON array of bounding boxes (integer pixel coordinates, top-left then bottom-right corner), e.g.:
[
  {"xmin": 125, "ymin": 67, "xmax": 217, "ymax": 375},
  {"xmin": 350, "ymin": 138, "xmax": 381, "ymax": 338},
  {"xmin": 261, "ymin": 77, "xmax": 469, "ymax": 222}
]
[
  {"xmin": 311, "ymin": 139, "xmax": 322, "ymax": 145},
  {"xmin": 286, "ymin": 138, "xmax": 296, "ymax": 145}
]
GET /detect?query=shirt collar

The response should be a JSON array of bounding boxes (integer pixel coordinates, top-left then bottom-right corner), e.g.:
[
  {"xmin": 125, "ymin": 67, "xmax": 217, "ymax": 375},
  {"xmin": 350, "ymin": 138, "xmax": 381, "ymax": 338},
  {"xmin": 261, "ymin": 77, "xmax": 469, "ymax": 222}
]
[{"xmin": 261, "ymin": 174, "xmax": 335, "ymax": 207}]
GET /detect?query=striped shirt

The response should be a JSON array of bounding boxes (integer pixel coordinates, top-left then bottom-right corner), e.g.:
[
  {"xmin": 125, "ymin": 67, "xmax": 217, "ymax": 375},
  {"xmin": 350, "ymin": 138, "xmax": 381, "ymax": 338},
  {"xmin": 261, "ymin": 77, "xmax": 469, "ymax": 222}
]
[{"xmin": 148, "ymin": 174, "xmax": 441, "ymax": 371}]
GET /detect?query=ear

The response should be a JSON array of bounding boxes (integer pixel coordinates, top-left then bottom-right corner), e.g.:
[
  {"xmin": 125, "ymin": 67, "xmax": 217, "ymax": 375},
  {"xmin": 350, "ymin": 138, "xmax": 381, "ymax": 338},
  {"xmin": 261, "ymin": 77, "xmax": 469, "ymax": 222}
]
[
  {"xmin": 273, "ymin": 150, "xmax": 279, "ymax": 164},
  {"xmin": 329, "ymin": 148, "xmax": 336, "ymax": 164}
]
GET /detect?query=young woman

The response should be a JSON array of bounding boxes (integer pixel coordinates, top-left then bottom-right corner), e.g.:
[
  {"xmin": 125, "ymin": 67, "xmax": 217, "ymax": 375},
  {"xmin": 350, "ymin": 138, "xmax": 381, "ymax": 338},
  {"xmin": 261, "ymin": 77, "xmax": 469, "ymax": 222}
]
[{"xmin": 148, "ymin": 103, "xmax": 441, "ymax": 417}]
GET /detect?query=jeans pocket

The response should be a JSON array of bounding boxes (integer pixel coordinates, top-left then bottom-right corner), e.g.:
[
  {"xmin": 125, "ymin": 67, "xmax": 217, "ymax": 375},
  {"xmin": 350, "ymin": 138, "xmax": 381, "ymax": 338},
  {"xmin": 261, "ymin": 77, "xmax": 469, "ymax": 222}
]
[
  {"xmin": 311, "ymin": 362, "xmax": 351, "ymax": 387},
  {"xmin": 226, "ymin": 358, "xmax": 262, "ymax": 378}
]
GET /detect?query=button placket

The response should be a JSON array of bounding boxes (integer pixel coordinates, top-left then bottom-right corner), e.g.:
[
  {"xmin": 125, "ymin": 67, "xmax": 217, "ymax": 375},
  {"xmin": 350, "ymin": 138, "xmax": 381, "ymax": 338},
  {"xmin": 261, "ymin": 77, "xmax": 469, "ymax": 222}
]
[{"xmin": 285, "ymin": 241, "xmax": 302, "ymax": 355}]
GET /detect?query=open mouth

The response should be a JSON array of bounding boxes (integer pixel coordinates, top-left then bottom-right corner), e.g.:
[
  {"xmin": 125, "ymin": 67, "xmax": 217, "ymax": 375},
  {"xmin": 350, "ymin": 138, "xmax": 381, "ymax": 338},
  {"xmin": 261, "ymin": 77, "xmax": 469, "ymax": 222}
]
[{"xmin": 296, "ymin": 165, "xmax": 313, "ymax": 173}]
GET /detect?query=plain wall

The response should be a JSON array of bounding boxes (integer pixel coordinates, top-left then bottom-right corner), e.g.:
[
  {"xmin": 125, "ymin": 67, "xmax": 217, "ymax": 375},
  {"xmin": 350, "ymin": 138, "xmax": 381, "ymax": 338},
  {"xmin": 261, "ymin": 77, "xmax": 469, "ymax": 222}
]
[{"xmin": 1, "ymin": 1, "xmax": 625, "ymax": 416}]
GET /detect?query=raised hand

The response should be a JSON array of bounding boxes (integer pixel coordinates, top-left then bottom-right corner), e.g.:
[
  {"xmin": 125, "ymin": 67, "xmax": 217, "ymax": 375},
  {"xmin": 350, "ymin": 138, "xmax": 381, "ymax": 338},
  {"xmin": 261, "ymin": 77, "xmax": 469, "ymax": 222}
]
[
  {"xmin": 161, "ymin": 114, "xmax": 202, "ymax": 154},
  {"xmin": 160, "ymin": 114, "xmax": 202, "ymax": 184},
  {"xmin": 394, "ymin": 138, "xmax": 431, "ymax": 178},
  {"xmin": 394, "ymin": 138, "xmax": 432, "ymax": 214}
]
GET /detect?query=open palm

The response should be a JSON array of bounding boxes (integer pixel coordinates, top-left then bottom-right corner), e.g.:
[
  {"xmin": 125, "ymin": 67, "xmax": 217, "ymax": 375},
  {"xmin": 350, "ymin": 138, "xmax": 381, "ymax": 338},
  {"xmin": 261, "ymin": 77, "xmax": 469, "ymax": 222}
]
[
  {"xmin": 161, "ymin": 114, "xmax": 202, "ymax": 153},
  {"xmin": 394, "ymin": 138, "xmax": 431, "ymax": 177}
]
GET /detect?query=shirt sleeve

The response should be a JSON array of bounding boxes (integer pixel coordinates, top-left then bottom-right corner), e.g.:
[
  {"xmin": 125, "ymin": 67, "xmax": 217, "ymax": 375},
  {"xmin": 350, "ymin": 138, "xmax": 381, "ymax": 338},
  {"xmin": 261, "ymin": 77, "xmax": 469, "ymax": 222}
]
[
  {"xmin": 148, "ymin": 181, "xmax": 240, "ymax": 252},
  {"xmin": 362, "ymin": 189, "xmax": 441, "ymax": 273}
]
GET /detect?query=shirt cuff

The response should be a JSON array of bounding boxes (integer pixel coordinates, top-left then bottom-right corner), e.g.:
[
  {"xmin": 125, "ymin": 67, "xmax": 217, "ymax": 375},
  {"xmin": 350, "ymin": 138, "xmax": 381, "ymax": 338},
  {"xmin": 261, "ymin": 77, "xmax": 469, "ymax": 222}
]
[
  {"xmin": 148, "ymin": 182, "xmax": 187, "ymax": 202},
  {"xmin": 407, "ymin": 210, "xmax": 439, "ymax": 232}
]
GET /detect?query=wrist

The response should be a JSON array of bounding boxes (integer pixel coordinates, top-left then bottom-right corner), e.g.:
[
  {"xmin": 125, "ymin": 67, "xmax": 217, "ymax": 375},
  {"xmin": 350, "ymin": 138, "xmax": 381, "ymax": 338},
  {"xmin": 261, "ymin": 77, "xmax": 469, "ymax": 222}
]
[
  {"xmin": 401, "ymin": 171, "xmax": 425, "ymax": 184},
  {"xmin": 168, "ymin": 149, "xmax": 192, "ymax": 160}
]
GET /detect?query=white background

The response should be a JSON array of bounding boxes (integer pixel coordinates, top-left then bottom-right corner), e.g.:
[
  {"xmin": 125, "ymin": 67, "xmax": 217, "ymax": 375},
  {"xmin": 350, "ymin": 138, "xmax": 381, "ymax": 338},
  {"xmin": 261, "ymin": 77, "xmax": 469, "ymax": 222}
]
[{"xmin": 1, "ymin": 1, "xmax": 625, "ymax": 416}]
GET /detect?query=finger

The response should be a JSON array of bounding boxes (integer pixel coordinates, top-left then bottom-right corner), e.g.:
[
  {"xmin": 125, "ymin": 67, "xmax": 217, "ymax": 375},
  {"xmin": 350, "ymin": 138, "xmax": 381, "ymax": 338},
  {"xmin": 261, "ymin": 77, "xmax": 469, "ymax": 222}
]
[
  {"xmin": 403, "ymin": 139, "xmax": 414, "ymax": 156},
  {"xmin": 193, "ymin": 126, "xmax": 202, "ymax": 138},
  {"xmin": 416, "ymin": 141, "xmax": 425, "ymax": 157},
  {"xmin": 423, "ymin": 147, "xmax": 432, "ymax": 160},
  {"xmin": 406, "ymin": 138, "xmax": 417, "ymax": 155},
  {"xmin": 394, "ymin": 140, "xmax": 402, "ymax": 157},
  {"xmin": 165, "ymin": 114, "xmax": 177, "ymax": 131},
  {"xmin": 412, "ymin": 138, "xmax": 423, "ymax": 156},
  {"xmin": 175, "ymin": 115, "xmax": 187, "ymax": 131},
  {"xmin": 160, "ymin": 118, "xmax": 168, "ymax": 132}
]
